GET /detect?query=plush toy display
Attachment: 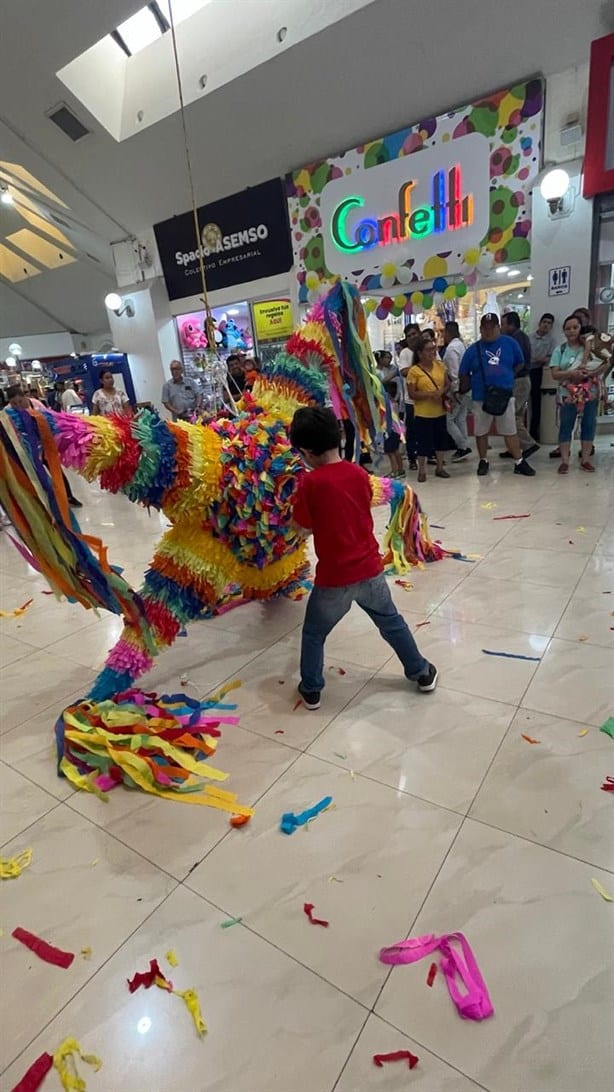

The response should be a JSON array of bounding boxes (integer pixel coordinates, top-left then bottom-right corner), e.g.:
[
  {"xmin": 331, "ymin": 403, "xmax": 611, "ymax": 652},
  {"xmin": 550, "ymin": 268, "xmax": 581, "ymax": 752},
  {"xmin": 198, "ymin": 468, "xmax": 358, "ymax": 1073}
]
[
  {"xmin": 0, "ymin": 283, "xmax": 446, "ymax": 706},
  {"xmin": 218, "ymin": 316, "xmax": 248, "ymax": 350},
  {"xmin": 179, "ymin": 318, "xmax": 208, "ymax": 351}
]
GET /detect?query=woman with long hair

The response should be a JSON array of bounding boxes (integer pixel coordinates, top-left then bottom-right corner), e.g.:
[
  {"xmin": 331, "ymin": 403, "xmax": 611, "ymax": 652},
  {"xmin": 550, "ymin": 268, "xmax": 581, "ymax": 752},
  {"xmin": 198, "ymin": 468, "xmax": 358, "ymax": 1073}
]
[{"xmin": 550, "ymin": 315, "xmax": 607, "ymax": 473}]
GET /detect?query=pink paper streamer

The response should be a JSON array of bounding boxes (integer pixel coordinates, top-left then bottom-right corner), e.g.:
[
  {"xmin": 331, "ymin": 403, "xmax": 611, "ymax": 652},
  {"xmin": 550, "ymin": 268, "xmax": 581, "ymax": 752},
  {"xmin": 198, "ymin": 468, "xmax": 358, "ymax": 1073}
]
[{"xmin": 380, "ymin": 932, "xmax": 494, "ymax": 1021}]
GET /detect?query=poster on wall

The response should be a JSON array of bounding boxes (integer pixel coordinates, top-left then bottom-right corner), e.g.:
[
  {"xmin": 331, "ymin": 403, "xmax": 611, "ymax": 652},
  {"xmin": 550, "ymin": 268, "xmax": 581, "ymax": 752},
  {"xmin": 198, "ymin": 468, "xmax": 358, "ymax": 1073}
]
[
  {"xmin": 154, "ymin": 178, "xmax": 293, "ymax": 301},
  {"xmin": 287, "ymin": 78, "xmax": 544, "ymax": 302},
  {"xmin": 252, "ymin": 299, "xmax": 293, "ymax": 341}
]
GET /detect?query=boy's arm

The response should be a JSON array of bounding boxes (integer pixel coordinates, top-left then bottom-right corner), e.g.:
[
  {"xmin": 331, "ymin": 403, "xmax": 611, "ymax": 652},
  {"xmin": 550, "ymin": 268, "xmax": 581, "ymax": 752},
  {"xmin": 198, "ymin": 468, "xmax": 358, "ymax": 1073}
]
[{"xmin": 292, "ymin": 477, "xmax": 312, "ymax": 535}]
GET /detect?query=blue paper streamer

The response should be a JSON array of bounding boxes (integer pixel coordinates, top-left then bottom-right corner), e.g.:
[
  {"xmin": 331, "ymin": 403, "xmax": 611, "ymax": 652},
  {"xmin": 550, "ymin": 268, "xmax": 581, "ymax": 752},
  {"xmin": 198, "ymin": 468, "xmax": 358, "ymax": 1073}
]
[
  {"xmin": 482, "ymin": 649, "xmax": 541, "ymax": 662},
  {"xmin": 280, "ymin": 795, "xmax": 333, "ymax": 835}
]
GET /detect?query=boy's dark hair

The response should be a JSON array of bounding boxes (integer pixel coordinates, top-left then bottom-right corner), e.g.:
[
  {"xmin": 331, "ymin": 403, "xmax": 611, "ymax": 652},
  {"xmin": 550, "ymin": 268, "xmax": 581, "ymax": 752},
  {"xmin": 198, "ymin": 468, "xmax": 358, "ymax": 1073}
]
[
  {"xmin": 7, "ymin": 384, "xmax": 24, "ymax": 401},
  {"xmin": 290, "ymin": 406, "xmax": 340, "ymax": 454},
  {"xmin": 503, "ymin": 310, "xmax": 521, "ymax": 329},
  {"xmin": 445, "ymin": 320, "xmax": 460, "ymax": 337},
  {"xmin": 540, "ymin": 312, "xmax": 555, "ymax": 323}
]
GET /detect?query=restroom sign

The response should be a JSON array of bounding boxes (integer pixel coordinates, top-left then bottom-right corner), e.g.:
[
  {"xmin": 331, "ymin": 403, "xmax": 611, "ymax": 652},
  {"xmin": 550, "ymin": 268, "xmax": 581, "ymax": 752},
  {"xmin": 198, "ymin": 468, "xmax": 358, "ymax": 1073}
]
[{"xmin": 548, "ymin": 265, "xmax": 571, "ymax": 296}]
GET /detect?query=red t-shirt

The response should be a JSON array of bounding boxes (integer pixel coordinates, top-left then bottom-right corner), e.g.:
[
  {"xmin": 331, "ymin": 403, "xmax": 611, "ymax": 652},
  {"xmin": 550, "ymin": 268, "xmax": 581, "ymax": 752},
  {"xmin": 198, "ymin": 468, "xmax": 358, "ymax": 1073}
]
[{"xmin": 292, "ymin": 461, "xmax": 383, "ymax": 587}]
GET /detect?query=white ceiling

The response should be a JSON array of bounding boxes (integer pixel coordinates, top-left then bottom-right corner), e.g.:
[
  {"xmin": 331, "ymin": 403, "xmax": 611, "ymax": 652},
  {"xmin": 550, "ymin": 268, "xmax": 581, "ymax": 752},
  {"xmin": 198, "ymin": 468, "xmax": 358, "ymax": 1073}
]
[{"xmin": 1, "ymin": 0, "xmax": 612, "ymax": 338}]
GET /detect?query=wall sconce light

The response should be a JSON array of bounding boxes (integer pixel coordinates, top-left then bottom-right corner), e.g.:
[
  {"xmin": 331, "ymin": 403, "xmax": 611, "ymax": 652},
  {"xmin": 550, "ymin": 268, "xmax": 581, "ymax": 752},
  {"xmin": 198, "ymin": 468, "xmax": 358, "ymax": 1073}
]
[
  {"xmin": 0, "ymin": 183, "xmax": 13, "ymax": 205},
  {"xmin": 540, "ymin": 168, "xmax": 570, "ymax": 215},
  {"xmin": 104, "ymin": 292, "xmax": 135, "ymax": 317}
]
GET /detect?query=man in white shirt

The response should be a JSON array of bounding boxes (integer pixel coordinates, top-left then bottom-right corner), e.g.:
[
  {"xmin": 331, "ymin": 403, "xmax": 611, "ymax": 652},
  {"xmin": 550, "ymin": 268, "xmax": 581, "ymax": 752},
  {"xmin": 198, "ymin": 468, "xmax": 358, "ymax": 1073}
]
[
  {"xmin": 443, "ymin": 321, "xmax": 472, "ymax": 461},
  {"xmin": 61, "ymin": 381, "xmax": 82, "ymax": 411},
  {"xmin": 397, "ymin": 323, "xmax": 421, "ymax": 470}
]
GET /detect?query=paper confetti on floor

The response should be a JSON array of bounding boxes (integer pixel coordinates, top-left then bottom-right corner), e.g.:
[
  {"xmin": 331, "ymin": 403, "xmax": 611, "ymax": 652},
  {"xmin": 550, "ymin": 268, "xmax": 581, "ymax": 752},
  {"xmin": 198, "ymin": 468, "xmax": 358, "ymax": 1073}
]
[
  {"xmin": 280, "ymin": 796, "xmax": 332, "ymax": 834},
  {"xmin": 483, "ymin": 650, "xmax": 541, "ymax": 662},
  {"xmin": 373, "ymin": 1051, "xmax": 419, "ymax": 1069},
  {"xmin": 220, "ymin": 917, "xmax": 242, "ymax": 929},
  {"xmin": 578, "ymin": 729, "xmax": 590, "ymax": 737},
  {"xmin": 599, "ymin": 717, "xmax": 614, "ymax": 740},
  {"xmin": 303, "ymin": 902, "xmax": 329, "ymax": 927},
  {"xmin": 12, "ymin": 927, "xmax": 74, "ymax": 969},
  {"xmin": 166, "ymin": 949, "xmax": 179, "ymax": 967},
  {"xmin": 493, "ymin": 514, "xmax": 530, "ymax": 520},
  {"xmin": 521, "ymin": 734, "xmax": 541, "ymax": 745},
  {"xmin": 9, "ymin": 1049, "xmax": 54, "ymax": 1092},
  {"xmin": 0, "ymin": 848, "xmax": 32, "ymax": 880},
  {"xmin": 0, "ymin": 598, "xmax": 33, "ymax": 618},
  {"xmin": 591, "ymin": 878, "xmax": 613, "ymax": 902}
]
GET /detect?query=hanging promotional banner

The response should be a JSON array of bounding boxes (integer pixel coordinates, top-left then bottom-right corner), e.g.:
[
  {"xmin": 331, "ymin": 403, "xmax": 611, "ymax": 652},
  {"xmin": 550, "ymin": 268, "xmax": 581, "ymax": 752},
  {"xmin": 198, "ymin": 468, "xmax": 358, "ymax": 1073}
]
[
  {"xmin": 252, "ymin": 299, "xmax": 294, "ymax": 340},
  {"xmin": 154, "ymin": 178, "xmax": 293, "ymax": 301},
  {"xmin": 287, "ymin": 78, "xmax": 544, "ymax": 301}
]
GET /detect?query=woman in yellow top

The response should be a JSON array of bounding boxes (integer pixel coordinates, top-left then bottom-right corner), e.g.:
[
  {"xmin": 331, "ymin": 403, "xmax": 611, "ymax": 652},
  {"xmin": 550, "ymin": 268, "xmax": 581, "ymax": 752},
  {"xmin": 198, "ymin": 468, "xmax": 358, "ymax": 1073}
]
[{"xmin": 406, "ymin": 336, "xmax": 452, "ymax": 482}]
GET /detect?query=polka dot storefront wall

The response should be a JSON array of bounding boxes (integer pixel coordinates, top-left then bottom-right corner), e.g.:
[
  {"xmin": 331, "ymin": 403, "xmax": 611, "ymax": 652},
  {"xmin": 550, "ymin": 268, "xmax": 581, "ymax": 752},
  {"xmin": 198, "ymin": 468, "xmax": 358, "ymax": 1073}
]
[{"xmin": 287, "ymin": 78, "xmax": 544, "ymax": 303}]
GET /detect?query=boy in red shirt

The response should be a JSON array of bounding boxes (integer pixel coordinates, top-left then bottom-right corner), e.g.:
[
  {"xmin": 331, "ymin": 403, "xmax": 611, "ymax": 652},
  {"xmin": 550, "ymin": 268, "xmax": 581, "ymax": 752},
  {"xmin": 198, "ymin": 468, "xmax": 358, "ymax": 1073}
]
[{"xmin": 290, "ymin": 407, "xmax": 438, "ymax": 709}]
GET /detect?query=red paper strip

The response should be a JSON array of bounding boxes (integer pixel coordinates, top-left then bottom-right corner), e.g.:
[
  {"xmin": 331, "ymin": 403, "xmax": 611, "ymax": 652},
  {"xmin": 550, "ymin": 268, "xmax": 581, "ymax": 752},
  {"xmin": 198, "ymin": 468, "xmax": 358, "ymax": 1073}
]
[
  {"xmin": 426, "ymin": 961, "xmax": 438, "ymax": 987},
  {"xmin": 19, "ymin": 598, "xmax": 34, "ymax": 610},
  {"xmin": 373, "ymin": 1051, "xmax": 419, "ymax": 1069},
  {"xmin": 415, "ymin": 620, "xmax": 431, "ymax": 628},
  {"xmin": 521, "ymin": 734, "xmax": 541, "ymax": 745},
  {"xmin": 274, "ymin": 729, "xmax": 285, "ymax": 734},
  {"xmin": 303, "ymin": 902, "xmax": 329, "ymax": 927},
  {"xmin": 9, "ymin": 1051, "xmax": 53, "ymax": 1092},
  {"xmin": 600, "ymin": 777, "xmax": 614, "ymax": 792},
  {"xmin": 127, "ymin": 958, "xmax": 172, "ymax": 993},
  {"xmin": 492, "ymin": 514, "xmax": 530, "ymax": 520},
  {"xmin": 41, "ymin": 590, "xmax": 54, "ymax": 595},
  {"xmin": 293, "ymin": 698, "xmax": 302, "ymax": 711},
  {"xmin": 229, "ymin": 813, "xmax": 250, "ymax": 828},
  {"xmin": 12, "ymin": 927, "xmax": 74, "ymax": 969}
]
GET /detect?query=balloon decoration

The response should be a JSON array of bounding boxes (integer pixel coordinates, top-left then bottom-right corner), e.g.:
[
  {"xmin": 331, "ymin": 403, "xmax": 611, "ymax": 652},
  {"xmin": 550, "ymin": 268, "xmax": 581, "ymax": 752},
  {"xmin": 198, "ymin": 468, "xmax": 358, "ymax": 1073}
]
[{"xmin": 364, "ymin": 276, "xmax": 472, "ymax": 319}]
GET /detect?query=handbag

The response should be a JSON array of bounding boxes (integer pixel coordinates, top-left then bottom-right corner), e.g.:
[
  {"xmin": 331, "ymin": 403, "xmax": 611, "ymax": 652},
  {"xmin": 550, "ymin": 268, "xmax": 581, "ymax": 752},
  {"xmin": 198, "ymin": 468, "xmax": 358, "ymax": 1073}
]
[
  {"xmin": 414, "ymin": 364, "xmax": 448, "ymax": 411},
  {"xmin": 477, "ymin": 344, "xmax": 512, "ymax": 416}
]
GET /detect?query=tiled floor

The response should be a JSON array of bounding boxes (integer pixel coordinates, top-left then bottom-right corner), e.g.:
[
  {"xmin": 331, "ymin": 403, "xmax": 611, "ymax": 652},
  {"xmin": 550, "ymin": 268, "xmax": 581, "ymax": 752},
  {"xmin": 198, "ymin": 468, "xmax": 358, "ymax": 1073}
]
[{"xmin": 1, "ymin": 440, "xmax": 613, "ymax": 1091}]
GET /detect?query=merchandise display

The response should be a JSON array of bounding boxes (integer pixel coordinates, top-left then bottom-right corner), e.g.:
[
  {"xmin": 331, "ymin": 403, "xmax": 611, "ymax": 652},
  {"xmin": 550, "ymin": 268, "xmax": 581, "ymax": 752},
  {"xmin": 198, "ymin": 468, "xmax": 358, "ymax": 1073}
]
[{"xmin": 0, "ymin": 283, "xmax": 446, "ymax": 704}]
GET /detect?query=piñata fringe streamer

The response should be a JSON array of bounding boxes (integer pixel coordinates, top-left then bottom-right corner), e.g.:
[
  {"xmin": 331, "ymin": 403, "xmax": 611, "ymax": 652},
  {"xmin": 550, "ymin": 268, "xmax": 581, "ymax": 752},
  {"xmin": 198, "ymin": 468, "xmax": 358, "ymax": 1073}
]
[{"xmin": 55, "ymin": 686, "xmax": 252, "ymax": 813}]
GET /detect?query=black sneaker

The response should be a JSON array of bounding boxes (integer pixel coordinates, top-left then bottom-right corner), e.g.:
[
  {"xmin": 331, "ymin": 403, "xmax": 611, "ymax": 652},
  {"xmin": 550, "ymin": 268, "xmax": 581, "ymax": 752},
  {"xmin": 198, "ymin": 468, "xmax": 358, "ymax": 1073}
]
[
  {"xmin": 68, "ymin": 497, "xmax": 83, "ymax": 508},
  {"xmin": 297, "ymin": 683, "xmax": 321, "ymax": 710},
  {"xmin": 498, "ymin": 451, "xmax": 513, "ymax": 459},
  {"xmin": 549, "ymin": 447, "xmax": 561, "ymax": 459},
  {"xmin": 477, "ymin": 459, "xmax": 489, "ymax": 476},
  {"xmin": 417, "ymin": 664, "xmax": 438, "ymax": 693},
  {"xmin": 409, "ymin": 460, "xmax": 418, "ymax": 471},
  {"xmin": 451, "ymin": 447, "xmax": 471, "ymax": 462},
  {"xmin": 514, "ymin": 459, "xmax": 536, "ymax": 477},
  {"xmin": 523, "ymin": 443, "xmax": 540, "ymax": 458},
  {"xmin": 578, "ymin": 445, "xmax": 595, "ymax": 458}
]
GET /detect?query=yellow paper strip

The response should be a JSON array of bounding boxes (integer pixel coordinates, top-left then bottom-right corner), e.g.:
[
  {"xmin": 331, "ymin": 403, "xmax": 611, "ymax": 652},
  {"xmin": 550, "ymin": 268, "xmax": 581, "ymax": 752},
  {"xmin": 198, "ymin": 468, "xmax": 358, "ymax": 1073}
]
[
  {"xmin": 174, "ymin": 987, "xmax": 207, "ymax": 1036},
  {"xmin": 166, "ymin": 949, "xmax": 179, "ymax": 967},
  {"xmin": 591, "ymin": 878, "xmax": 613, "ymax": 902},
  {"xmin": 0, "ymin": 847, "xmax": 33, "ymax": 879}
]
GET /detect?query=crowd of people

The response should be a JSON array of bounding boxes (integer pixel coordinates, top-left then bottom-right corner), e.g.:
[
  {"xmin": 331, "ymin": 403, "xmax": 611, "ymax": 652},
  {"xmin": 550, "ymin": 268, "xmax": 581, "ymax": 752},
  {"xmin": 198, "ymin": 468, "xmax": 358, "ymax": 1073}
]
[{"xmin": 372, "ymin": 305, "xmax": 612, "ymax": 481}]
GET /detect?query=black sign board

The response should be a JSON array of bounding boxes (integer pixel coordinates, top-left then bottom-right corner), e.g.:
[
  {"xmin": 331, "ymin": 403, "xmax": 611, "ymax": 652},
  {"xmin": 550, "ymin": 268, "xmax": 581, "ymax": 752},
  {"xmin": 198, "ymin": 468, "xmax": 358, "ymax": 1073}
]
[{"xmin": 154, "ymin": 178, "xmax": 293, "ymax": 301}]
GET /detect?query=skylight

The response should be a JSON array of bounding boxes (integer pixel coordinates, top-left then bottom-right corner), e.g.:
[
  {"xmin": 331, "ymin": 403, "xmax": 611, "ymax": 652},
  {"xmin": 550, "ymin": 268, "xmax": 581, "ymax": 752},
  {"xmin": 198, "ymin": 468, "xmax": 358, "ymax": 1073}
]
[
  {"xmin": 116, "ymin": 8, "xmax": 164, "ymax": 56},
  {"xmin": 110, "ymin": 1, "xmax": 210, "ymax": 57}
]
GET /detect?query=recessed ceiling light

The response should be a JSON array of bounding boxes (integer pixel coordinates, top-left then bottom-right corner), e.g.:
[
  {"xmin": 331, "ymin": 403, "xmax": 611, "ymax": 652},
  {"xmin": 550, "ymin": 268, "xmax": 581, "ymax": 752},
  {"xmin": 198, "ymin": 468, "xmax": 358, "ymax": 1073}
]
[
  {"xmin": 227, "ymin": 308, "xmax": 240, "ymax": 315},
  {"xmin": 1, "ymin": 187, "xmax": 13, "ymax": 205},
  {"xmin": 277, "ymin": 26, "xmax": 287, "ymax": 42},
  {"xmin": 495, "ymin": 265, "xmax": 509, "ymax": 273},
  {"xmin": 507, "ymin": 269, "xmax": 520, "ymax": 276}
]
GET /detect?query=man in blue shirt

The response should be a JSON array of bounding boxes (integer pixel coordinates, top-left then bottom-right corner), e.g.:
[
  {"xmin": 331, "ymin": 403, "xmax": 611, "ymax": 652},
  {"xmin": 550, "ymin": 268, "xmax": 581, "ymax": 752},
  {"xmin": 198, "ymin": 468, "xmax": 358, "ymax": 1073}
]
[{"xmin": 459, "ymin": 314, "xmax": 537, "ymax": 477}]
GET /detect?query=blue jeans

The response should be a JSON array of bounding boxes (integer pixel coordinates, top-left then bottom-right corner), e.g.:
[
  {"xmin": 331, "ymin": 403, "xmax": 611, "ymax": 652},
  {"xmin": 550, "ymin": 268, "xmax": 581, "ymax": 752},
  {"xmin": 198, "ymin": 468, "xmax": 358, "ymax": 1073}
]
[
  {"xmin": 558, "ymin": 399, "xmax": 598, "ymax": 445},
  {"xmin": 300, "ymin": 573, "xmax": 429, "ymax": 692}
]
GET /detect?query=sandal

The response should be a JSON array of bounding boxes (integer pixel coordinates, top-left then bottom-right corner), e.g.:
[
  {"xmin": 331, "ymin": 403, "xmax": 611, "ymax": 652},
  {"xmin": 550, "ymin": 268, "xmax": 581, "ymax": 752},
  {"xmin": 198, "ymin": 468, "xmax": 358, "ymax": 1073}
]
[
  {"xmin": 580, "ymin": 460, "xmax": 595, "ymax": 472},
  {"xmin": 557, "ymin": 462, "xmax": 569, "ymax": 474}
]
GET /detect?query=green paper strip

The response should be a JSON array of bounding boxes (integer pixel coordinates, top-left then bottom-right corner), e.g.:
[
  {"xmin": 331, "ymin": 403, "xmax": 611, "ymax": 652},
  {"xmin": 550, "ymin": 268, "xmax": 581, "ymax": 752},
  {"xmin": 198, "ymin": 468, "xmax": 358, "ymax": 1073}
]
[
  {"xmin": 220, "ymin": 917, "xmax": 242, "ymax": 929},
  {"xmin": 599, "ymin": 717, "xmax": 614, "ymax": 739}
]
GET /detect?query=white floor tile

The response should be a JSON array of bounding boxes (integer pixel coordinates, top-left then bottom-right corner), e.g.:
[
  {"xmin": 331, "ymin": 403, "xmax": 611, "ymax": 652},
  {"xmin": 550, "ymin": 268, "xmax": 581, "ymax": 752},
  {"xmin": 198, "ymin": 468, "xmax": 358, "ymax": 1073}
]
[{"xmin": 0, "ymin": 449, "xmax": 612, "ymax": 1091}]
